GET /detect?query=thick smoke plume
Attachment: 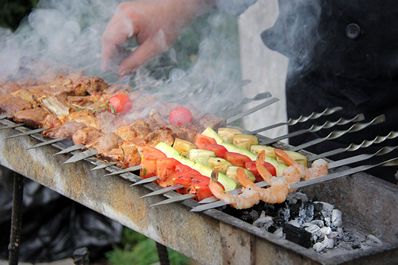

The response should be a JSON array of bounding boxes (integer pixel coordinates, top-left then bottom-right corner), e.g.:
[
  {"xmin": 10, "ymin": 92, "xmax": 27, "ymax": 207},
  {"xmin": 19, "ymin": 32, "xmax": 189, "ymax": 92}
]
[{"xmin": 0, "ymin": 0, "xmax": 244, "ymax": 118}]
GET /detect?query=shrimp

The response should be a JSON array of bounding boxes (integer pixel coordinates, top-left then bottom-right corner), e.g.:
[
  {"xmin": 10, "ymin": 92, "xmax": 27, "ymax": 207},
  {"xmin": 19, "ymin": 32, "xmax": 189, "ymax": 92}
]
[
  {"xmin": 306, "ymin": 159, "xmax": 328, "ymax": 180},
  {"xmin": 236, "ymin": 168, "xmax": 289, "ymax": 205},
  {"xmin": 256, "ymin": 151, "xmax": 273, "ymax": 183},
  {"xmin": 209, "ymin": 171, "xmax": 260, "ymax": 209},
  {"xmin": 275, "ymin": 149, "xmax": 307, "ymax": 183},
  {"xmin": 257, "ymin": 177, "xmax": 289, "ymax": 204}
]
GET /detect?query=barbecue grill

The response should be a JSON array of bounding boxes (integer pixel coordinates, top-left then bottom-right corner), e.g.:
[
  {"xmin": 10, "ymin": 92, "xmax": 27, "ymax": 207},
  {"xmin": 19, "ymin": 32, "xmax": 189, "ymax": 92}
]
[{"xmin": 1, "ymin": 95, "xmax": 398, "ymax": 265}]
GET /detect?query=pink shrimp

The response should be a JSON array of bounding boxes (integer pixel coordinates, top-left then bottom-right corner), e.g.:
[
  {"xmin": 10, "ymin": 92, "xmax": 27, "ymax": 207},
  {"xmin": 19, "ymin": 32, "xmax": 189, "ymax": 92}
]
[
  {"xmin": 306, "ymin": 159, "xmax": 328, "ymax": 180},
  {"xmin": 237, "ymin": 168, "xmax": 289, "ymax": 205},
  {"xmin": 208, "ymin": 172, "xmax": 260, "ymax": 209}
]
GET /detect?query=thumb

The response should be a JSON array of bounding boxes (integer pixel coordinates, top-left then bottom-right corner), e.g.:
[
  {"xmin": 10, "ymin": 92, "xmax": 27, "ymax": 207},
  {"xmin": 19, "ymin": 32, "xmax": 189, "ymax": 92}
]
[{"xmin": 119, "ymin": 31, "xmax": 169, "ymax": 76}]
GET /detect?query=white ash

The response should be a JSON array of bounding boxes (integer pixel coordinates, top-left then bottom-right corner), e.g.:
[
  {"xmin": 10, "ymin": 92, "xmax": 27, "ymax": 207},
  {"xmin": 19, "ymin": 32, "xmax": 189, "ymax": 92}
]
[
  {"xmin": 332, "ymin": 209, "xmax": 343, "ymax": 227},
  {"xmin": 253, "ymin": 212, "xmax": 273, "ymax": 231},
  {"xmin": 249, "ymin": 192, "xmax": 383, "ymax": 253},
  {"xmin": 313, "ymin": 236, "xmax": 335, "ymax": 252},
  {"xmin": 273, "ymin": 228, "xmax": 284, "ymax": 239},
  {"xmin": 364, "ymin": 234, "xmax": 383, "ymax": 247}
]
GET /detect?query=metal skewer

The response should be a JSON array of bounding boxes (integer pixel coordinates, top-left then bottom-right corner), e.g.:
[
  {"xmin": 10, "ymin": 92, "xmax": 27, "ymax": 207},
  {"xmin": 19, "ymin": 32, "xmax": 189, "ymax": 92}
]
[
  {"xmin": 27, "ymin": 138, "xmax": 66, "ymax": 150},
  {"xmin": 91, "ymin": 162, "xmax": 118, "ymax": 171},
  {"xmin": 328, "ymin": 146, "xmax": 398, "ymax": 169},
  {"xmin": 241, "ymin": 92, "xmax": 272, "ymax": 105},
  {"xmin": 0, "ymin": 114, "xmax": 8, "ymax": 120},
  {"xmin": 150, "ymin": 194, "xmax": 196, "ymax": 207},
  {"xmin": 261, "ymin": 114, "xmax": 365, "ymax": 145},
  {"xmin": 226, "ymin": 97, "xmax": 279, "ymax": 125},
  {"xmin": 104, "ymin": 165, "xmax": 142, "ymax": 177},
  {"xmin": 250, "ymin": 106, "xmax": 343, "ymax": 134},
  {"xmin": 291, "ymin": 114, "xmax": 385, "ymax": 151},
  {"xmin": 0, "ymin": 123, "xmax": 24, "ymax": 130},
  {"xmin": 140, "ymin": 185, "xmax": 184, "ymax": 198},
  {"xmin": 191, "ymin": 157, "xmax": 398, "ymax": 212},
  {"xmin": 54, "ymin": 144, "xmax": 85, "ymax": 156},
  {"xmin": 5, "ymin": 128, "xmax": 46, "ymax": 139},
  {"xmin": 63, "ymin": 149, "xmax": 98, "ymax": 164},
  {"xmin": 308, "ymin": 131, "xmax": 398, "ymax": 161},
  {"xmin": 130, "ymin": 176, "xmax": 160, "ymax": 186}
]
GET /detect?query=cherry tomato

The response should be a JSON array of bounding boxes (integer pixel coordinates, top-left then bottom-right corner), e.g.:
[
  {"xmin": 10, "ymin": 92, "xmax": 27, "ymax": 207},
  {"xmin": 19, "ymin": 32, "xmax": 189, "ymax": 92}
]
[
  {"xmin": 245, "ymin": 161, "xmax": 277, "ymax": 181},
  {"xmin": 224, "ymin": 152, "xmax": 252, "ymax": 167},
  {"xmin": 195, "ymin": 134, "xmax": 217, "ymax": 148},
  {"xmin": 169, "ymin": 106, "xmax": 193, "ymax": 126},
  {"xmin": 201, "ymin": 144, "xmax": 228, "ymax": 158},
  {"xmin": 109, "ymin": 93, "xmax": 132, "ymax": 113}
]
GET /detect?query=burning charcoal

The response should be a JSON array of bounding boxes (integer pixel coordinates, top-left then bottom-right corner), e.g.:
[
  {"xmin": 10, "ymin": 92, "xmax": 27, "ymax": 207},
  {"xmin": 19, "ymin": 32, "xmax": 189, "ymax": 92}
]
[
  {"xmin": 286, "ymin": 192, "xmax": 308, "ymax": 204},
  {"xmin": 310, "ymin": 220, "xmax": 324, "ymax": 228},
  {"xmin": 365, "ymin": 234, "xmax": 382, "ymax": 247},
  {"xmin": 284, "ymin": 224, "xmax": 312, "ymax": 248},
  {"xmin": 331, "ymin": 209, "xmax": 343, "ymax": 227},
  {"xmin": 313, "ymin": 236, "xmax": 335, "ymax": 252},
  {"xmin": 288, "ymin": 219, "xmax": 301, "ymax": 228},
  {"xmin": 240, "ymin": 209, "xmax": 259, "ymax": 223},
  {"xmin": 276, "ymin": 207, "xmax": 290, "ymax": 225},
  {"xmin": 297, "ymin": 202, "xmax": 314, "ymax": 225},
  {"xmin": 289, "ymin": 201, "xmax": 302, "ymax": 218},
  {"xmin": 304, "ymin": 223, "xmax": 321, "ymax": 235},
  {"xmin": 253, "ymin": 212, "xmax": 273, "ymax": 231}
]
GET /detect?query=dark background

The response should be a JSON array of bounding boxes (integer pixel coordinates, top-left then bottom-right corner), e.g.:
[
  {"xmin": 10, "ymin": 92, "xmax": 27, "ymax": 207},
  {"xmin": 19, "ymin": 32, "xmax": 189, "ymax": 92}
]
[{"xmin": 0, "ymin": 0, "xmax": 38, "ymax": 30}]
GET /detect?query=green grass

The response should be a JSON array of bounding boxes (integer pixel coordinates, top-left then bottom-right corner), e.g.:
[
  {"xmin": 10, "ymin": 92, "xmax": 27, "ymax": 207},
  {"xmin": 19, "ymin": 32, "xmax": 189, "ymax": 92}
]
[{"xmin": 106, "ymin": 229, "xmax": 189, "ymax": 265}]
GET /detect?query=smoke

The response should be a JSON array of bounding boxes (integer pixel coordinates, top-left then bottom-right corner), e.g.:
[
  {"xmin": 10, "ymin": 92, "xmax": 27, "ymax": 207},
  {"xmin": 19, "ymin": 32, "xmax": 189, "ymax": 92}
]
[
  {"xmin": 0, "ymin": 0, "xmax": 244, "ymax": 118},
  {"xmin": 261, "ymin": 0, "xmax": 322, "ymax": 76}
]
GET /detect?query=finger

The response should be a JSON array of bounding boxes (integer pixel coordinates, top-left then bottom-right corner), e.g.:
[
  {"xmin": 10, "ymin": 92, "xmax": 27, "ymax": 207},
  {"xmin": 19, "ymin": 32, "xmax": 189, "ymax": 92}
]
[
  {"xmin": 102, "ymin": 14, "xmax": 135, "ymax": 71},
  {"xmin": 119, "ymin": 31, "xmax": 169, "ymax": 76}
]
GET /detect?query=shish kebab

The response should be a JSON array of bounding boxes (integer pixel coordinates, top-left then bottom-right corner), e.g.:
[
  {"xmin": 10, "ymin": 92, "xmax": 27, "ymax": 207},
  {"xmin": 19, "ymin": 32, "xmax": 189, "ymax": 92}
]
[{"xmin": 0, "ymin": 73, "xmax": 388, "ymax": 208}]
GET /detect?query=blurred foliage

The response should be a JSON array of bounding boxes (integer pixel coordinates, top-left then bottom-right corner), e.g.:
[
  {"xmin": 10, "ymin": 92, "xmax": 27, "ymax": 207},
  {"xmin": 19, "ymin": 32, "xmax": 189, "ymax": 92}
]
[
  {"xmin": 0, "ymin": 0, "xmax": 38, "ymax": 30},
  {"xmin": 106, "ymin": 229, "xmax": 189, "ymax": 265}
]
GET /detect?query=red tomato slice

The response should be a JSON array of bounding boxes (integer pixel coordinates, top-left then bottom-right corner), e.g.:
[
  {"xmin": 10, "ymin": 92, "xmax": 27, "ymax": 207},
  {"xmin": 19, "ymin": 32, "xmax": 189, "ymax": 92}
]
[
  {"xmin": 245, "ymin": 161, "xmax": 277, "ymax": 181},
  {"xmin": 140, "ymin": 159, "xmax": 157, "ymax": 178},
  {"xmin": 174, "ymin": 175, "xmax": 193, "ymax": 189},
  {"xmin": 224, "ymin": 152, "xmax": 252, "ymax": 167},
  {"xmin": 190, "ymin": 180, "xmax": 213, "ymax": 201},
  {"xmin": 109, "ymin": 93, "xmax": 132, "ymax": 113},
  {"xmin": 195, "ymin": 134, "xmax": 217, "ymax": 148},
  {"xmin": 156, "ymin": 158, "xmax": 179, "ymax": 186},
  {"xmin": 142, "ymin": 146, "xmax": 167, "ymax": 160},
  {"xmin": 169, "ymin": 106, "xmax": 193, "ymax": 127},
  {"xmin": 201, "ymin": 144, "xmax": 228, "ymax": 158}
]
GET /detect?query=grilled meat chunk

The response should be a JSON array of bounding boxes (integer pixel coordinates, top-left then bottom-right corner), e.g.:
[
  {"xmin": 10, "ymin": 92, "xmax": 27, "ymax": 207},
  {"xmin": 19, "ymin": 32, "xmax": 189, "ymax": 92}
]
[
  {"xmin": 145, "ymin": 128, "xmax": 174, "ymax": 146},
  {"xmin": 115, "ymin": 125, "xmax": 137, "ymax": 142},
  {"xmin": 90, "ymin": 133, "xmax": 123, "ymax": 154},
  {"xmin": 199, "ymin": 114, "xmax": 225, "ymax": 129},
  {"xmin": 72, "ymin": 127, "xmax": 102, "ymax": 146},
  {"xmin": 102, "ymin": 143, "xmax": 141, "ymax": 168},
  {"xmin": 13, "ymin": 108, "xmax": 49, "ymax": 128},
  {"xmin": 44, "ymin": 121, "xmax": 87, "ymax": 139},
  {"xmin": 66, "ymin": 110, "xmax": 99, "ymax": 129},
  {"xmin": 130, "ymin": 120, "xmax": 152, "ymax": 138},
  {"xmin": 42, "ymin": 114, "xmax": 63, "ymax": 130},
  {"xmin": 0, "ymin": 95, "xmax": 32, "ymax": 116}
]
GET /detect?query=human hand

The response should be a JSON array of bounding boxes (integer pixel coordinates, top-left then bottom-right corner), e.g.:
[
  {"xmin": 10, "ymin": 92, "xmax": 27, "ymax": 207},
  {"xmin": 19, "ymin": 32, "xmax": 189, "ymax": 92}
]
[{"xmin": 102, "ymin": 0, "xmax": 214, "ymax": 76}]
